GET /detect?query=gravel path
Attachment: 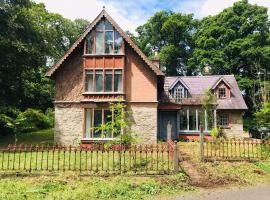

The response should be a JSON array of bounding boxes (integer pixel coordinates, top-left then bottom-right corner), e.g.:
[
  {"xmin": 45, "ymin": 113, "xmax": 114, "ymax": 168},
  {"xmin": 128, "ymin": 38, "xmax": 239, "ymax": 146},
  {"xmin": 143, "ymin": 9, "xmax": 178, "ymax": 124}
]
[{"xmin": 172, "ymin": 185, "xmax": 270, "ymax": 200}]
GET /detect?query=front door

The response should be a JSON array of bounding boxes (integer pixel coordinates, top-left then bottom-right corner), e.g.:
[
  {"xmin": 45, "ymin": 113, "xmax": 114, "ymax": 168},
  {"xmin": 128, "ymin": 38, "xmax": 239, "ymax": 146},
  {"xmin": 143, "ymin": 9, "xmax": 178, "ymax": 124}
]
[{"xmin": 158, "ymin": 111, "xmax": 177, "ymax": 141}]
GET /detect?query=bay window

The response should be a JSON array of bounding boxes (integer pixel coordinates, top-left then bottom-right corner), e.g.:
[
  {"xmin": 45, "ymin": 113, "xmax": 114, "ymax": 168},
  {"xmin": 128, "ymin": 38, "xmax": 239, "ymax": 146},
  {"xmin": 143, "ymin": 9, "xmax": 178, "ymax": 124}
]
[
  {"xmin": 179, "ymin": 108, "xmax": 216, "ymax": 132},
  {"xmin": 85, "ymin": 69, "xmax": 122, "ymax": 93},
  {"xmin": 85, "ymin": 19, "xmax": 124, "ymax": 55}
]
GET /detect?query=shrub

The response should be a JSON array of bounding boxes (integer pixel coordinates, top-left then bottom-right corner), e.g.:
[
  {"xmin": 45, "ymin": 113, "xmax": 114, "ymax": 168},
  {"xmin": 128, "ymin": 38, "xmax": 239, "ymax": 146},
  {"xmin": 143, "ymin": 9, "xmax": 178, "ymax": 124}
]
[
  {"xmin": 255, "ymin": 102, "xmax": 270, "ymax": 128},
  {"xmin": 16, "ymin": 108, "xmax": 51, "ymax": 132},
  {"xmin": 45, "ymin": 108, "xmax": 54, "ymax": 127},
  {"xmin": 210, "ymin": 127, "xmax": 221, "ymax": 139},
  {"xmin": 0, "ymin": 106, "xmax": 20, "ymax": 136}
]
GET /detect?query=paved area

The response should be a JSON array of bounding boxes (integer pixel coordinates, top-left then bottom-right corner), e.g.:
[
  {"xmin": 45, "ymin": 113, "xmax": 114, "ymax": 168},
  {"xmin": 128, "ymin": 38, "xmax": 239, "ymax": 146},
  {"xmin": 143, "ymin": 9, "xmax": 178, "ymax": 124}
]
[{"xmin": 173, "ymin": 185, "xmax": 270, "ymax": 200}]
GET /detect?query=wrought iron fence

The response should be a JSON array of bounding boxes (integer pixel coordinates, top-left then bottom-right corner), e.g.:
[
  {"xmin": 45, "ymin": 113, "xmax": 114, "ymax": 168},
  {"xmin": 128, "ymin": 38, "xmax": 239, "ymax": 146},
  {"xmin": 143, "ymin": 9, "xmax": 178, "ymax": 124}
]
[
  {"xmin": 203, "ymin": 139, "xmax": 270, "ymax": 161},
  {"xmin": 0, "ymin": 143, "xmax": 178, "ymax": 175}
]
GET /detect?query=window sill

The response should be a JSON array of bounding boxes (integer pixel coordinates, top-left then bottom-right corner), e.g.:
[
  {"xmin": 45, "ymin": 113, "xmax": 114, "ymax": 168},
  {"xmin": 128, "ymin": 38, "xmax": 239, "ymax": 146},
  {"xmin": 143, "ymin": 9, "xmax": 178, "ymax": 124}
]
[
  {"xmin": 83, "ymin": 92, "xmax": 124, "ymax": 95},
  {"xmin": 220, "ymin": 126, "xmax": 231, "ymax": 129},
  {"xmin": 83, "ymin": 54, "xmax": 125, "ymax": 57},
  {"xmin": 82, "ymin": 138, "xmax": 115, "ymax": 141}
]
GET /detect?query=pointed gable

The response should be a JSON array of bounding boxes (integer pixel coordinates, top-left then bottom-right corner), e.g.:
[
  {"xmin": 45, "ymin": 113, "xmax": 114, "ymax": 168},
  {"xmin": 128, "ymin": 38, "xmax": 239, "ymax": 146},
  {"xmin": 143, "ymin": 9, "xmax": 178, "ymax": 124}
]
[
  {"xmin": 211, "ymin": 76, "xmax": 232, "ymax": 90},
  {"xmin": 169, "ymin": 77, "xmax": 189, "ymax": 91},
  {"xmin": 45, "ymin": 9, "xmax": 163, "ymax": 77}
]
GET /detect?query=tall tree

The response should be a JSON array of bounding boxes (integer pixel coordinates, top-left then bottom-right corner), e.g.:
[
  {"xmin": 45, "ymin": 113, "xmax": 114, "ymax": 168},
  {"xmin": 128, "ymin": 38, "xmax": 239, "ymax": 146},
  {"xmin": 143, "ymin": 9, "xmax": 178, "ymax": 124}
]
[
  {"xmin": 189, "ymin": 0, "xmax": 270, "ymax": 114},
  {"xmin": 0, "ymin": 0, "xmax": 89, "ymax": 111},
  {"xmin": 135, "ymin": 11, "xmax": 197, "ymax": 75}
]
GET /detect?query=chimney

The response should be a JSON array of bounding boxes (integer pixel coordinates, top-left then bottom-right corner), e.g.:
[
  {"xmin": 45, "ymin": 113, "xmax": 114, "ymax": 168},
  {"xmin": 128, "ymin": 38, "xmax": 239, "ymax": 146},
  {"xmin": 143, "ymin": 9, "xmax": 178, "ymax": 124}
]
[
  {"xmin": 151, "ymin": 50, "xmax": 160, "ymax": 69},
  {"xmin": 204, "ymin": 64, "xmax": 211, "ymax": 75}
]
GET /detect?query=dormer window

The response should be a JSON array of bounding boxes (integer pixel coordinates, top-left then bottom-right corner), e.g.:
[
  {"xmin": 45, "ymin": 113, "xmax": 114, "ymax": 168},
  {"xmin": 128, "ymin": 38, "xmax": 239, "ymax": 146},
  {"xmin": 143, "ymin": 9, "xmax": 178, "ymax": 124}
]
[
  {"xmin": 218, "ymin": 87, "xmax": 226, "ymax": 99},
  {"xmin": 85, "ymin": 19, "xmax": 124, "ymax": 55},
  {"xmin": 170, "ymin": 82, "xmax": 188, "ymax": 103}
]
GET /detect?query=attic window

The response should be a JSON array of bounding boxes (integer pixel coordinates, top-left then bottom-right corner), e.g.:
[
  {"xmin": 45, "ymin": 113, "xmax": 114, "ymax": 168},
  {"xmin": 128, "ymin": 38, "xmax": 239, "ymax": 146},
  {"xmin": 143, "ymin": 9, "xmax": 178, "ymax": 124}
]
[
  {"xmin": 171, "ymin": 83, "xmax": 188, "ymax": 102},
  {"xmin": 218, "ymin": 87, "xmax": 226, "ymax": 99},
  {"xmin": 85, "ymin": 19, "xmax": 124, "ymax": 55}
]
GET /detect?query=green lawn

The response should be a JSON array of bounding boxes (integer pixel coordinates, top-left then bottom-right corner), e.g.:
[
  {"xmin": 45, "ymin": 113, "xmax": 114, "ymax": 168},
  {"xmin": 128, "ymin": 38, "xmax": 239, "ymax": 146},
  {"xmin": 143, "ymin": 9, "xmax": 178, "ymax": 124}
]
[
  {"xmin": 0, "ymin": 173, "xmax": 194, "ymax": 200},
  {"xmin": 0, "ymin": 128, "xmax": 54, "ymax": 148}
]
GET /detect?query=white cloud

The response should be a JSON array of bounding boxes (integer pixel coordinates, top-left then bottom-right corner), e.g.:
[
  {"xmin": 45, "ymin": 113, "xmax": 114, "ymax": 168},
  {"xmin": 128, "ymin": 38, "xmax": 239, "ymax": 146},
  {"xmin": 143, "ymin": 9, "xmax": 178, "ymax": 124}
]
[
  {"xmin": 33, "ymin": 0, "xmax": 144, "ymax": 33},
  {"xmin": 200, "ymin": 0, "xmax": 270, "ymax": 18}
]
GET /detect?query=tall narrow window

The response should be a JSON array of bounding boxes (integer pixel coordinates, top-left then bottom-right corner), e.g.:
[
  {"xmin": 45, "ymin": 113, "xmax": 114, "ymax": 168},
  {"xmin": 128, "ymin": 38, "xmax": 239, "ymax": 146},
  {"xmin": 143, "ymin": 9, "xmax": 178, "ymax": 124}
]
[
  {"xmin": 85, "ymin": 32, "xmax": 94, "ymax": 54},
  {"xmin": 105, "ymin": 31, "xmax": 113, "ymax": 54},
  {"xmin": 189, "ymin": 109, "xmax": 196, "ymax": 130},
  {"xmin": 85, "ymin": 109, "xmax": 92, "ymax": 138},
  {"xmin": 104, "ymin": 70, "xmax": 112, "ymax": 92},
  {"xmin": 104, "ymin": 110, "xmax": 112, "ymax": 137},
  {"xmin": 96, "ymin": 32, "xmax": 104, "ymax": 54},
  {"xmin": 114, "ymin": 31, "xmax": 123, "ymax": 54},
  {"xmin": 85, "ymin": 70, "xmax": 94, "ymax": 92},
  {"xmin": 114, "ymin": 70, "xmax": 122, "ymax": 92},
  {"xmin": 179, "ymin": 109, "xmax": 187, "ymax": 130},
  {"xmin": 95, "ymin": 70, "xmax": 103, "ymax": 92},
  {"xmin": 94, "ymin": 110, "xmax": 102, "ymax": 138}
]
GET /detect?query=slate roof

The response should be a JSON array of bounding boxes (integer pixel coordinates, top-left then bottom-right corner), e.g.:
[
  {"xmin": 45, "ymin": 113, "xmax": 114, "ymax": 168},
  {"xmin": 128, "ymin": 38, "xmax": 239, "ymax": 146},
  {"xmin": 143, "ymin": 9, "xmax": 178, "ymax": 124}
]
[{"xmin": 162, "ymin": 75, "xmax": 247, "ymax": 110}]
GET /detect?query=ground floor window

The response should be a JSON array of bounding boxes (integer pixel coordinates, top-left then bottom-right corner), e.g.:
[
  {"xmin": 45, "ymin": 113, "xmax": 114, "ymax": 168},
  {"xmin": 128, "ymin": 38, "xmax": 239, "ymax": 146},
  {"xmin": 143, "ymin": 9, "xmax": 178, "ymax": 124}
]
[
  {"xmin": 179, "ymin": 108, "xmax": 216, "ymax": 132},
  {"xmin": 84, "ymin": 108, "xmax": 117, "ymax": 138}
]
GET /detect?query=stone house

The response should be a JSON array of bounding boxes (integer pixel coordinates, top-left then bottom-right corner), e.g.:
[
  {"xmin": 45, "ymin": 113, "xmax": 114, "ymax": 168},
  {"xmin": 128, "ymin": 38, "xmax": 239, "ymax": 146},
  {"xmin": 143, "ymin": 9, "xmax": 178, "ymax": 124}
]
[{"xmin": 46, "ymin": 9, "xmax": 247, "ymax": 145}]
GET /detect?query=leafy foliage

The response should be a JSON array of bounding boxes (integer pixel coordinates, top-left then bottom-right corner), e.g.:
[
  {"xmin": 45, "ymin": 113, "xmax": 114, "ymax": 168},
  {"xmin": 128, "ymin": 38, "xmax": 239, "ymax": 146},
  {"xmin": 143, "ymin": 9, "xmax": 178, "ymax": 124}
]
[
  {"xmin": 255, "ymin": 102, "xmax": 270, "ymax": 128},
  {"xmin": 135, "ymin": 11, "xmax": 197, "ymax": 75},
  {"xmin": 96, "ymin": 100, "xmax": 137, "ymax": 146},
  {"xmin": 0, "ymin": 0, "xmax": 88, "ymax": 135},
  {"xmin": 188, "ymin": 0, "xmax": 270, "ymax": 115}
]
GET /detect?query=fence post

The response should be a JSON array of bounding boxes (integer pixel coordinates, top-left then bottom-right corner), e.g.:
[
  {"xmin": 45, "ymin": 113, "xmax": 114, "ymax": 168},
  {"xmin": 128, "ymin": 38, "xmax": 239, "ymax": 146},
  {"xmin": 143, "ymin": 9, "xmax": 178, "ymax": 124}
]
[
  {"xmin": 200, "ymin": 125, "xmax": 204, "ymax": 162},
  {"xmin": 173, "ymin": 141, "xmax": 179, "ymax": 173}
]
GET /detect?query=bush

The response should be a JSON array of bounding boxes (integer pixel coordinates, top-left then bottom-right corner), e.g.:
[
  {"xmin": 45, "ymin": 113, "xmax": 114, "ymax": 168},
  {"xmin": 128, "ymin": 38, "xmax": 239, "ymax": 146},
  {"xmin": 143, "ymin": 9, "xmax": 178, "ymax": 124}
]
[
  {"xmin": 210, "ymin": 127, "xmax": 221, "ymax": 139},
  {"xmin": 45, "ymin": 108, "xmax": 54, "ymax": 127},
  {"xmin": 16, "ymin": 108, "xmax": 51, "ymax": 132},
  {"xmin": 255, "ymin": 102, "xmax": 270, "ymax": 128},
  {"xmin": 0, "ymin": 107, "xmax": 20, "ymax": 136}
]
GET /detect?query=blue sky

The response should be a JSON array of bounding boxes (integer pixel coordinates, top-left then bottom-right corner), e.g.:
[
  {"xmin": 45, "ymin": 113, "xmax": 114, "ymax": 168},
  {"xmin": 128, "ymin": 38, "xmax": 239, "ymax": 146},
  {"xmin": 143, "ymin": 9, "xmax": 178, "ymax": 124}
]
[{"xmin": 34, "ymin": 0, "xmax": 270, "ymax": 33}]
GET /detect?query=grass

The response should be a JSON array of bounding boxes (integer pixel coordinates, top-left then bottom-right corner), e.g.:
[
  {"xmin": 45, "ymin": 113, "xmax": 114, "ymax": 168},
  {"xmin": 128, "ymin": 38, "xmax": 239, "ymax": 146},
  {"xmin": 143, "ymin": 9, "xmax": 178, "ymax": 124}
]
[
  {"xmin": 0, "ymin": 128, "xmax": 54, "ymax": 148},
  {"xmin": 0, "ymin": 173, "xmax": 194, "ymax": 200},
  {"xmin": 179, "ymin": 141, "xmax": 270, "ymax": 186}
]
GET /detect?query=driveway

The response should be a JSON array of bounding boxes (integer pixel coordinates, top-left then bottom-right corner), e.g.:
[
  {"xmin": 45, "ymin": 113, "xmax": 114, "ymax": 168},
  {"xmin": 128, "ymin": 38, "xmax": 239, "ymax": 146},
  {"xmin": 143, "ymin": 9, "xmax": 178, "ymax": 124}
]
[{"xmin": 172, "ymin": 185, "xmax": 270, "ymax": 200}]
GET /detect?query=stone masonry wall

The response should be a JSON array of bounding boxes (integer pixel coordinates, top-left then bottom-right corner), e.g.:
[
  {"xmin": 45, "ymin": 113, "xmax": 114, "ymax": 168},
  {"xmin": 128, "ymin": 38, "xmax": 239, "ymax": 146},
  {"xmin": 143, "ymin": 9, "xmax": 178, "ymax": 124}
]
[
  {"xmin": 128, "ymin": 103, "xmax": 158, "ymax": 144},
  {"xmin": 54, "ymin": 105, "xmax": 83, "ymax": 145},
  {"xmin": 222, "ymin": 111, "xmax": 244, "ymax": 138}
]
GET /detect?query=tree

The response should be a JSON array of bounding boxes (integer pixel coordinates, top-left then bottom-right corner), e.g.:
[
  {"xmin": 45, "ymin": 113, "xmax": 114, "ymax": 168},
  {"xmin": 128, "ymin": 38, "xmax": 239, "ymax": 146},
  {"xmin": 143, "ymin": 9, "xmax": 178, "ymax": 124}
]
[
  {"xmin": 189, "ymin": 0, "xmax": 270, "ymax": 114},
  {"xmin": 135, "ymin": 11, "xmax": 197, "ymax": 75},
  {"xmin": 0, "ymin": 0, "xmax": 89, "ymax": 111},
  {"xmin": 0, "ymin": 0, "xmax": 89, "ymax": 135},
  {"xmin": 255, "ymin": 102, "xmax": 270, "ymax": 128}
]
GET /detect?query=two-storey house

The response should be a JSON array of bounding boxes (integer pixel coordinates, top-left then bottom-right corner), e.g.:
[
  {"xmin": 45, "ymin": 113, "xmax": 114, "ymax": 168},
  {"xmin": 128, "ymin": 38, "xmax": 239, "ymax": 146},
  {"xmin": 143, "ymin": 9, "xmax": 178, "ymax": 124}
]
[{"xmin": 46, "ymin": 9, "xmax": 247, "ymax": 145}]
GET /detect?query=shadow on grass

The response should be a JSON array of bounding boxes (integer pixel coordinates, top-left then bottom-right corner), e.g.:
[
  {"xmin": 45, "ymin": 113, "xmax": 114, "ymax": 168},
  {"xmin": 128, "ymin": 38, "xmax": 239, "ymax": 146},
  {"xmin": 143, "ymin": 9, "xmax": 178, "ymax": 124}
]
[{"xmin": 0, "ymin": 128, "xmax": 54, "ymax": 148}]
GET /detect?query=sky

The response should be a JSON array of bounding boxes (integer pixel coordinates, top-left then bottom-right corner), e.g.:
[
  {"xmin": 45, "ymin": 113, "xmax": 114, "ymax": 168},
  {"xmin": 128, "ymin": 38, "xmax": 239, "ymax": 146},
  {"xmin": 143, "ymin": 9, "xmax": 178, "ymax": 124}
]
[{"xmin": 33, "ymin": 0, "xmax": 270, "ymax": 33}]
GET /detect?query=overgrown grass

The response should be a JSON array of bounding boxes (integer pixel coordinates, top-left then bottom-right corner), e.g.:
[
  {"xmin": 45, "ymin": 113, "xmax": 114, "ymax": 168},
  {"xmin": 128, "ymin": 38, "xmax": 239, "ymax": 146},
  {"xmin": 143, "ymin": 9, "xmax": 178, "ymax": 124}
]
[
  {"xmin": 0, "ymin": 128, "xmax": 54, "ymax": 148},
  {"xmin": 179, "ymin": 142, "xmax": 270, "ymax": 186},
  {"xmin": 0, "ymin": 173, "xmax": 194, "ymax": 200}
]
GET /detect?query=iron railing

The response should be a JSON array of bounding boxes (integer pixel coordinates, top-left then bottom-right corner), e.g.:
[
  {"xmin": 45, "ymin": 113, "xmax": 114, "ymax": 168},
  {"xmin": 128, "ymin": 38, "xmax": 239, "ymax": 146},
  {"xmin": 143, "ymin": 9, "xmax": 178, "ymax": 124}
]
[
  {"xmin": 0, "ymin": 143, "xmax": 177, "ymax": 175},
  {"xmin": 203, "ymin": 139, "xmax": 270, "ymax": 161}
]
